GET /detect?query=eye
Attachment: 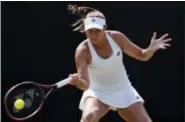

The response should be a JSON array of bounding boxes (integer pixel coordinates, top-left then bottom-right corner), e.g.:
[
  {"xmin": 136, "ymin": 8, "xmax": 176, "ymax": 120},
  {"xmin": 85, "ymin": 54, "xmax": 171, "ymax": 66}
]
[
  {"xmin": 88, "ymin": 30, "xmax": 93, "ymax": 32},
  {"xmin": 95, "ymin": 29, "xmax": 101, "ymax": 33},
  {"xmin": 87, "ymin": 29, "xmax": 101, "ymax": 34}
]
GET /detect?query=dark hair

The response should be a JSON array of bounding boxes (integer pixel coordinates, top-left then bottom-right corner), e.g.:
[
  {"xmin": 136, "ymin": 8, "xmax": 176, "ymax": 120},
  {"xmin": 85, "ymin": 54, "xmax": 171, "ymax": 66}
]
[{"xmin": 67, "ymin": 4, "xmax": 105, "ymax": 33}]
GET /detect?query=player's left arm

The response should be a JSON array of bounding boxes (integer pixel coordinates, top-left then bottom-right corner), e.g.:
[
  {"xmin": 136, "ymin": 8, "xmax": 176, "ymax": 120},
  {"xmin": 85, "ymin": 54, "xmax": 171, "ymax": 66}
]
[{"xmin": 111, "ymin": 31, "xmax": 171, "ymax": 61}]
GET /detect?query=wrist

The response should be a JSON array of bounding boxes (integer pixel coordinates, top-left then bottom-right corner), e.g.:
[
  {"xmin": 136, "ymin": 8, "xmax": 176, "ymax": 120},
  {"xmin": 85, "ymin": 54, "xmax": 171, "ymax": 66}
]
[
  {"xmin": 147, "ymin": 47, "xmax": 154, "ymax": 54},
  {"xmin": 142, "ymin": 48, "xmax": 152, "ymax": 55},
  {"xmin": 141, "ymin": 48, "xmax": 155, "ymax": 61}
]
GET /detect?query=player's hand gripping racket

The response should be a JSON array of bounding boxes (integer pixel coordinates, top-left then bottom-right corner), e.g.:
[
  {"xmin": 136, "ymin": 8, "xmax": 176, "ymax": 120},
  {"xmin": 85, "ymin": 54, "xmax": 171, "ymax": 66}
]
[{"xmin": 4, "ymin": 77, "xmax": 72, "ymax": 121}]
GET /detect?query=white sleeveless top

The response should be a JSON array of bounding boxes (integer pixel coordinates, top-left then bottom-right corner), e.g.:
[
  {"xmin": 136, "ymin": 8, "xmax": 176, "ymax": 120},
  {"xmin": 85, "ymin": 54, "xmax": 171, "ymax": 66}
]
[
  {"xmin": 79, "ymin": 32, "xmax": 144, "ymax": 110},
  {"xmin": 87, "ymin": 32, "xmax": 130, "ymax": 91}
]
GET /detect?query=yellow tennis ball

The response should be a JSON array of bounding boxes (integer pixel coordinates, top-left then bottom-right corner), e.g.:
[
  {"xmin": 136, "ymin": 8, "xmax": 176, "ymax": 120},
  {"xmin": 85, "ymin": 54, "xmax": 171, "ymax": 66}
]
[{"xmin": 14, "ymin": 99, "xmax": 25, "ymax": 110}]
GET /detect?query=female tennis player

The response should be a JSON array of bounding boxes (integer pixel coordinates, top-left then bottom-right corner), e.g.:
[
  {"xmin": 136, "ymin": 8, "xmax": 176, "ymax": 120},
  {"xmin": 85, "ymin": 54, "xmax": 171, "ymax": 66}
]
[{"xmin": 67, "ymin": 5, "xmax": 171, "ymax": 122}]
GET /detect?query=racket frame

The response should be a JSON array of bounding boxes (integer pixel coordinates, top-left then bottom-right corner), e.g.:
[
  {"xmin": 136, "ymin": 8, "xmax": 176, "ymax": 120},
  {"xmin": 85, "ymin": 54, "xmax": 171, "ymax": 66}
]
[{"xmin": 4, "ymin": 78, "xmax": 71, "ymax": 121}]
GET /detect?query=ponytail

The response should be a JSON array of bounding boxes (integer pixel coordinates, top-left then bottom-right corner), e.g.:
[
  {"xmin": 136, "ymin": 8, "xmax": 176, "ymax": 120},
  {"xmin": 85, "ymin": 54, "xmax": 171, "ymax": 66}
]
[{"xmin": 67, "ymin": 4, "xmax": 96, "ymax": 33}]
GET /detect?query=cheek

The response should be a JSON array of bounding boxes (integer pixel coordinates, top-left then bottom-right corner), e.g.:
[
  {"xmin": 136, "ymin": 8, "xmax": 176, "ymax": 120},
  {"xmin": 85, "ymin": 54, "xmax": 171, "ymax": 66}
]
[
  {"xmin": 87, "ymin": 33, "xmax": 94, "ymax": 39},
  {"xmin": 98, "ymin": 33, "xmax": 104, "ymax": 39},
  {"xmin": 86, "ymin": 33, "xmax": 97, "ymax": 39},
  {"xmin": 86, "ymin": 33, "xmax": 91, "ymax": 39}
]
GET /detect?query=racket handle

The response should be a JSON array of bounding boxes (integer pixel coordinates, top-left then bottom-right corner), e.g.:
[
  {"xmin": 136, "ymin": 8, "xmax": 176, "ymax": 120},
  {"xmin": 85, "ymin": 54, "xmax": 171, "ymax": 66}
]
[{"xmin": 56, "ymin": 77, "xmax": 71, "ymax": 88}]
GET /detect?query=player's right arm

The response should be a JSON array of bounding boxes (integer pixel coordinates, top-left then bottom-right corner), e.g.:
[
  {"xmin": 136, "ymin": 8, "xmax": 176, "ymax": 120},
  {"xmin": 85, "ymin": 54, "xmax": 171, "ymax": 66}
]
[{"xmin": 69, "ymin": 43, "xmax": 90, "ymax": 91}]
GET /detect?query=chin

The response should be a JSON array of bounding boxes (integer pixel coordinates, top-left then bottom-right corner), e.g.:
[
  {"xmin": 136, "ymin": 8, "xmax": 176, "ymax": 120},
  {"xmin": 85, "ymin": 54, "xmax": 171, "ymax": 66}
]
[{"xmin": 90, "ymin": 39, "xmax": 101, "ymax": 44}]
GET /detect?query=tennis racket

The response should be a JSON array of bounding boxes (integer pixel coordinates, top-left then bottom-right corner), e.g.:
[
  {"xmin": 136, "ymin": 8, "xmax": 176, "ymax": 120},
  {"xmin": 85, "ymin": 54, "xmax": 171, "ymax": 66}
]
[{"xmin": 4, "ymin": 77, "xmax": 72, "ymax": 121}]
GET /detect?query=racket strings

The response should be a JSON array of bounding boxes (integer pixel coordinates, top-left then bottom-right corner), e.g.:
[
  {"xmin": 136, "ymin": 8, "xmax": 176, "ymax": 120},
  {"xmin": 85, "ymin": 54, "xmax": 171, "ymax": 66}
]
[
  {"xmin": 5, "ymin": 84, "xmax": 44, "ymax": 118},
  {"xmin": 12, "ymin": 88, "xmax": 36, "ymax": 110},
  {"xmin": 4, "ymin": 81, "xmax": 60, "ymax": 120}
]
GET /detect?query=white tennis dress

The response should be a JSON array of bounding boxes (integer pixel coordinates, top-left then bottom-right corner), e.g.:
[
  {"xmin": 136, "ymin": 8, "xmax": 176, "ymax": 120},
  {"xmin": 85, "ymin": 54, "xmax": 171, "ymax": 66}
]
[{"xmin": 79, "ymin": 32, "xmax": 144, "ymax": 110}]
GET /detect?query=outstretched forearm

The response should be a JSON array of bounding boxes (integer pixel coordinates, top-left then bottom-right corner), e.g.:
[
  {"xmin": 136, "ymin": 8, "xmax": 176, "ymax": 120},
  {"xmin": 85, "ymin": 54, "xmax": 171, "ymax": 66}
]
[{"xmin": 111, "ymin": 31, "xmax": 171, "ymax": 62}]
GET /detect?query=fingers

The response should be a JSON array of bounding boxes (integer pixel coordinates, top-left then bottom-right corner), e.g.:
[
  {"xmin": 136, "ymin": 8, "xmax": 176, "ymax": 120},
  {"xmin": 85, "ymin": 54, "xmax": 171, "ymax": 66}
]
[
  {"xmin": 159, "ymin": 45, "xmax": 166, "ymax": 49},
  {"xmin": 152, "ymin": 32, "xmax": 157, "ymax": 39},
  {"xmin": 68, "ymin": 73, "xmax": 79, "ymax": 85},
  {"xmin": 159, "ymin": 43, "xmax": 171, "ymax": 50},
  {"xmin": 162, "ymin": 43, "xmax": 171, "ymax": 47},
  {"xmin": 159, "ymin": 33, "xmax": 169, "ymax": 40},
  {"xmin": 151, "ymin": 32, "xmax": 172, "ymax": 51},
  {"xmin": 68, "ymin": 73, "xmax": 75, "ymax": 85},
  {"xmin": 163, "ymin": 38, "xmax": 172, "ymax": 43}
]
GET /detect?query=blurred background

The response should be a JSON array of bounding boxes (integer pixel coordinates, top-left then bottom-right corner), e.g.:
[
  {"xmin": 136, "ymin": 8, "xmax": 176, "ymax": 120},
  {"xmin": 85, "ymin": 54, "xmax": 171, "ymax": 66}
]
[{"xmin": 2, "ymin": 1, "xmax": 184, "ymax": 122}]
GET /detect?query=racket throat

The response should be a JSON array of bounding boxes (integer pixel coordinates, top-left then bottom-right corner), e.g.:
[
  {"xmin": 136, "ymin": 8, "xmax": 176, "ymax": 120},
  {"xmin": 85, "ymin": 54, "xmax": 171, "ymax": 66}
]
[{"xmin": 44, "ymin": 87, "xmax": 57, "ymax": 99}]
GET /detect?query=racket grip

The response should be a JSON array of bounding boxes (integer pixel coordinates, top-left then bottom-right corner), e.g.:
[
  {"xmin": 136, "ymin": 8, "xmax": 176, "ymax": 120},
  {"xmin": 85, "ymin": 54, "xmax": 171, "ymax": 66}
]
[{"xmin": 56, "ymin": 77, "xmax": 71, "ymax": 88}]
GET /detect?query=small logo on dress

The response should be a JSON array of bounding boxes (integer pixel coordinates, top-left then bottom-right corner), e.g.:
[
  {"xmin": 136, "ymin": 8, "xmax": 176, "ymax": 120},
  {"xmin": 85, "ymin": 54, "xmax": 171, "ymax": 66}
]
[
  {"xmin": 136, "ymin": 96, "xmax": 140, "ymax": 99},
  {"xmin": 117, "ymin": 51, "xmax": 120, "ymax": 56}
]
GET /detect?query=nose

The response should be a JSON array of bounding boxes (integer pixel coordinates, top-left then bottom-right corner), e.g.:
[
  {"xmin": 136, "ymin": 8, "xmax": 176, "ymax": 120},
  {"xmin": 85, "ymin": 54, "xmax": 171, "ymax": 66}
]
[
  {"xmin": 89, "ymin": 31, "xmax": 97, "ymax": 39},
  {"xmin": 91, "ymin": 33, "xmax": 97, "ymax": 39}
]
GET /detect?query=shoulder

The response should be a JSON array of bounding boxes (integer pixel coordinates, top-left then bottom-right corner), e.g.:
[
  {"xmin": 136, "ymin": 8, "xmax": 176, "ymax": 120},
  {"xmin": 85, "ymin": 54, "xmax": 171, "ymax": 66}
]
[
  {"xmin": 106, "ymin": 30, "xmax": 127, "ymax": 50},
  {"xmin": 106, "ymin": 30, "xmax": 126, "ymax": 39},
  {"xmin": 76, "ymin": 40, "xmax": 88, "ymax": 52},
  {"xmin": 75, "ymin": 40, "xmax": 90, "ymax": 62}
]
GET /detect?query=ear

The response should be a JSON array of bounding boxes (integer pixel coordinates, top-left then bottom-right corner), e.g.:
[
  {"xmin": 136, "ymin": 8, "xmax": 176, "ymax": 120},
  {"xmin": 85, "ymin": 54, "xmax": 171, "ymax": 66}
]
[{"xmin": 104, "ymin": 25, "xmax": 107, "ymax": 30}]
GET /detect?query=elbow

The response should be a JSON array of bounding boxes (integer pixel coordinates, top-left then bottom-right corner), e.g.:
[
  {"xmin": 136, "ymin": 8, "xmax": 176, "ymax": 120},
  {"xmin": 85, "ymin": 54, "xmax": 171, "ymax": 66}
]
[
  {"xmin": 140, "ymin": 54, "xmax": 152, "ymax": 61},
  {"xmin": 83, "ymin": 80, "xmax": 90, "ymax": 90},
  {"xmin": 77, "ymin": 77, "xmax": 90, "ymax": 90},
  {"xmin": 140, "ymin": 57, "xmax": 150, "ymax": 61},
  {"xmin": 79, "ymin": 76, "xmax": 90, "ymax": 87},
  {"xmin": 84, "ymin": 81, "xmax": 90, "ymax": 89}
]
